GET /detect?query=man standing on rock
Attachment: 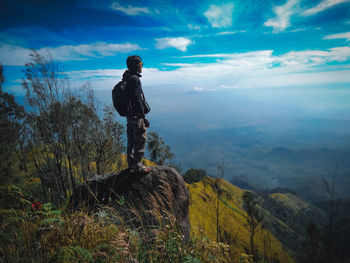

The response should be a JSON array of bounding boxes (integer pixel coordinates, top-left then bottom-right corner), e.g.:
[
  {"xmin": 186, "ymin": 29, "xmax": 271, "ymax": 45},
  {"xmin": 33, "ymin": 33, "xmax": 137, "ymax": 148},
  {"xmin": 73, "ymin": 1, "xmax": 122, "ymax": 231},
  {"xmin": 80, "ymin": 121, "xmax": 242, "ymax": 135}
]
[{"xmin": 123, "ymin": 55, "xmax": 151, "ymax": 173}]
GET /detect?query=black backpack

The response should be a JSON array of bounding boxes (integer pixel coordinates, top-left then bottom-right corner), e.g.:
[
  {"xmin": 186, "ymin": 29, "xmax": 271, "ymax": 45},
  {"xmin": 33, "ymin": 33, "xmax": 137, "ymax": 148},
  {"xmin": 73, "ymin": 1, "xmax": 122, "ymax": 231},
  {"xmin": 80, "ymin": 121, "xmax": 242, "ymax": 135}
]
[{"xmin": 112, "ymin": 80, "xmax": 130, "ymax": 117}]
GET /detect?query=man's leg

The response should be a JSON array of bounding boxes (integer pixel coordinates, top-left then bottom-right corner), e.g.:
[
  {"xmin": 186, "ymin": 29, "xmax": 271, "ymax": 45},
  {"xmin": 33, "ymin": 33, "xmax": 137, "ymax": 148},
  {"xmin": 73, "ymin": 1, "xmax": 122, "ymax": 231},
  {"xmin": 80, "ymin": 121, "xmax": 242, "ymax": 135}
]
[
  {"xmin": 126, "ymin": 116, "xmax": 135, "ymax": 169},
  {"xmin": 133, "ymin": 118, "xmax": 147, "ymax": 170}
]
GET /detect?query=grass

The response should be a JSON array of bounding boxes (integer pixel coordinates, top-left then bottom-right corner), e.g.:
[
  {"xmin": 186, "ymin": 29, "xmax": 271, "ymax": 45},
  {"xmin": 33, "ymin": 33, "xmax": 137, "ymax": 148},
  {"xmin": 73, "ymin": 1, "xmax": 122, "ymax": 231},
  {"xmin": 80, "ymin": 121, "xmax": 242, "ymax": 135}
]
[
  {"xmin": 188, "ymin": 177, "xmax": 295, "ymax": 263},
  {"xmin": 1, "ymin": 182, "xmax": 233, "ymax": 263}
]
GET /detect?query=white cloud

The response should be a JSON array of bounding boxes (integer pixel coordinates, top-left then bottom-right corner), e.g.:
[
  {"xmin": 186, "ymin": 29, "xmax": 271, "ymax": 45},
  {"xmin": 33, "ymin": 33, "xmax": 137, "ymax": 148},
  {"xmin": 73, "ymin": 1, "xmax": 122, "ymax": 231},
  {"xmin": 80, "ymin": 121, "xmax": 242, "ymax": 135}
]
[
  {"xmin": 253, "ymin": 70, "xmax": 350, "ymax": 87},
  {"xmin": 290, "ymin": 28, "xmax": 307, "ymax": 32},
  {"xmin": 141, "ymin": 47, "xmax": 350, "ymax": 88},
  {"xmin": 187, "ymin": 47, "xmax": 350, "ymax": 69},
  {"xmin": 110, "ymin": 2, "xmax": 150, "ymax": 15},
  {"xmin": 64, "ymin": 47, "xmax": 350, "ymax": 90},
  {"xmin": 264, "ymin": 0, "xmax": 299, "ymax": 32},
  {"xmin": 204, "ymin": 3, "xmax": 234, "ymax": 28},
  {"xmin": 221, "ymin": 84, "xmax": 240, "ymax": 89},
  {"xmin": 45, "ymin": 42, "xmax": 141, "ymax": 61},
  {"xmin": 0, "ymin": 42, "xmax": 142, "ymax": 65},
  {"xmin": 155, "ymin": 37, "xmax": 192, "ymax": 52},
  {"xmin": 17, "ymin": 46, "xmax": 349, "ymax": 92},
  {"xmin": 0, "ymin": 44, "xmax": 32, "ymax": 66},
  {"xmin": 193, "ymin": 86, "xmax": 204, "ymax": 92},
  {"xmin": 216, "ymin": 30, "xmax": 245, "ymax": 35},
  {"xmin": 323, "ymin": 31, "xmax": 350, "ymax": 41},
  {"xmin": 188, "ymin": 24, "xmax": 201, "ymax": 30},
  {"xmin": 264, "ymin": 0, "xmax": 349, "ymax": 31},
  {"xmin": 68, "ymin": 69, "xmax": 125, "ymax": 80},
  {"xmin": 302, "ymin": 0, "xmax": 350, "ymax": 16}
]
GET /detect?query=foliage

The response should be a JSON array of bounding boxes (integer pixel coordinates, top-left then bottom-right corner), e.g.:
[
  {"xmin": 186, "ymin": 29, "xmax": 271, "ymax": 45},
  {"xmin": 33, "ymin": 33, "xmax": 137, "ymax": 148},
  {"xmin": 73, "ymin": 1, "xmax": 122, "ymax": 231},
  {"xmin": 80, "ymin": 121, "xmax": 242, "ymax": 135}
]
[
  {"xmin": 242, "ymin": 191, "xmax": 263, "ymax": 263},
  {"xmin": 0, "ymin": 63, "xmax": 25, "ymax": 185},
  {"xmin": 21, "ymin": 51, "xmax": 125, "ymax": 206},
  {"xmin": 1, "ymin": 184, "xmax": 237, "ymax": 263},
  {"xmin": 188, "ymin": 178, "xmax": 295, "ymax": 263},
  {"xmin": 147, "ymin": 131, "xmax": 174, "ymax": 165},
  {"xmin": 183, "ymin": 168, "xmax": 207, "ymax": 184}
]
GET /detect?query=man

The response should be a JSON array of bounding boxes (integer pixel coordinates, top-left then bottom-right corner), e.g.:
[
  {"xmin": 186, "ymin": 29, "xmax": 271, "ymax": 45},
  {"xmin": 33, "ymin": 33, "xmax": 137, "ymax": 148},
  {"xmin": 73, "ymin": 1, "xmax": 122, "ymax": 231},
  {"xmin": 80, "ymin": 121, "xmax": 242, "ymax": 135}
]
[{"xmin": 123, "ymin": 55, "xmax": 151, "ymax": 173}]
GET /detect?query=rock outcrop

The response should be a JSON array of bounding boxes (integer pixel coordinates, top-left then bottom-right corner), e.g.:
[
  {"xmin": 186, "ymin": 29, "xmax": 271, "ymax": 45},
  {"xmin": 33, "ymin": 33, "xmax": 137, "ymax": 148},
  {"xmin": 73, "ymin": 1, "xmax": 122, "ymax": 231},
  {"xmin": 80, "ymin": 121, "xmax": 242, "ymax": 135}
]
[{"xmin": 69, "ymin": 166, "xmax": 190, "ymax": 242}]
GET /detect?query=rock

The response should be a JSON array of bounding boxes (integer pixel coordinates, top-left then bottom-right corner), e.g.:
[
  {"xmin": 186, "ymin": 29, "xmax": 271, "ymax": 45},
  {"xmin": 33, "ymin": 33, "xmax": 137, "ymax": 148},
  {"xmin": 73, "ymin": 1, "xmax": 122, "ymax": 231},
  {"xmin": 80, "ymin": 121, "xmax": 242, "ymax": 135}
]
[{"xmin": 68, "ymin": 166, "xmax": 190, "ymax": 242}]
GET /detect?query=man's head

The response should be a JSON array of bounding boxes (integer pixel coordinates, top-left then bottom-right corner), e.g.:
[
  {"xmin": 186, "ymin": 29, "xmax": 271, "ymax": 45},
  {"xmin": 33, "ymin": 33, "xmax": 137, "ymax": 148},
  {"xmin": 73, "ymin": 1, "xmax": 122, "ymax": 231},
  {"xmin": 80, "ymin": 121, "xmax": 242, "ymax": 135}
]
[{"xmin": 127, "ymin": 55, "xmax": 143, "ymax": 73}]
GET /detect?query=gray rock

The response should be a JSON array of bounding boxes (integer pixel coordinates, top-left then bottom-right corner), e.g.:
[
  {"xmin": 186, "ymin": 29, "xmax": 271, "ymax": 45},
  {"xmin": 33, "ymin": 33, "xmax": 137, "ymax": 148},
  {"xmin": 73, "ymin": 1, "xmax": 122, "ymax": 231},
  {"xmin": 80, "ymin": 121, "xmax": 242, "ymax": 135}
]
[{"xmin": 68, "ymin": 166, "xmax": 190, "ymax": 242}]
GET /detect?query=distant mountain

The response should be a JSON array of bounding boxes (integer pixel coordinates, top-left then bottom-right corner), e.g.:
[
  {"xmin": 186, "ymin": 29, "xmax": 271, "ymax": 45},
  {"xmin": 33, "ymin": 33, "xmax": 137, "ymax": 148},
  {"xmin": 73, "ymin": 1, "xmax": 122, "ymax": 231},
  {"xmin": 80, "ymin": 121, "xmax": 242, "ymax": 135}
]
[{"xmin": 157, "ymin": 118, "xmax": 350, "ymax": 203}]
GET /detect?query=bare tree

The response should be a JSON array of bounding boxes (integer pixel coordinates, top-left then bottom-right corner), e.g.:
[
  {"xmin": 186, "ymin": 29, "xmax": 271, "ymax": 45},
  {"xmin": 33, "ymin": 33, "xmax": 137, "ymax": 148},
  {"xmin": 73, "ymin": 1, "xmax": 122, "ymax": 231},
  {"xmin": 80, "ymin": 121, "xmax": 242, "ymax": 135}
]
[
  {"xmin": 23, "ymin": 50, "xmax": 72, "ymax": 205},
  {"xmin": 322, "ymin": 165, "xmax": 338, "ymax": 263},
  {"xmin": 83, "ymin": 83, "xmax": 125, "ymax": 175},
  {"xmin": 22, "ymin": 50, "xmax": 125, "ymax": 205},
  {"xmin": 210, "ymin": 158, "xmax": 233, "ymax": 244},
  {"xmin": 215, "ymin": 158, "xmax": 224, "ymax": 242},
  {"xmin": 242, "ymin": 191, "xmax": 263, "ymax": 263}
]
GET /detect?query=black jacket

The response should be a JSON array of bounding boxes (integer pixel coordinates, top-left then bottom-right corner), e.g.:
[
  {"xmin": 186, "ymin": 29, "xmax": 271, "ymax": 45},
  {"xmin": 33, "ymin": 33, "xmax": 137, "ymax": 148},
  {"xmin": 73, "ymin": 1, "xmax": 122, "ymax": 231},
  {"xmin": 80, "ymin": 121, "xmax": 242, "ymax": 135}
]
[{"xmin": 123, "ymin": 70, "xmax": 149, "ymax": 118}]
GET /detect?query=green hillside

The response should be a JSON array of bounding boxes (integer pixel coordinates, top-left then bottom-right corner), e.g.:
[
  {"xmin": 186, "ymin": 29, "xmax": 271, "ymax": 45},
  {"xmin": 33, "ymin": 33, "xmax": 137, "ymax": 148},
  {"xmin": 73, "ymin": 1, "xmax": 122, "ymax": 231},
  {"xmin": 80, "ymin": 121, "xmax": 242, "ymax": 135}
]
[{"xmin": 188, "ymin": 177, "xmax": 296, "ymax": 263}]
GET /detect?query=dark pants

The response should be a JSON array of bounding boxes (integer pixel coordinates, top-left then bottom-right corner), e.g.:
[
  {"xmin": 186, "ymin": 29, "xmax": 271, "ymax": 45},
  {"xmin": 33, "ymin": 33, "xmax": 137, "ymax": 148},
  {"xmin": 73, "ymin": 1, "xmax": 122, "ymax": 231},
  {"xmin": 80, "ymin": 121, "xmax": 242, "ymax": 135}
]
[{"xmin": 127, "ymin": 116, "xmax": 147, "ymax": 169}]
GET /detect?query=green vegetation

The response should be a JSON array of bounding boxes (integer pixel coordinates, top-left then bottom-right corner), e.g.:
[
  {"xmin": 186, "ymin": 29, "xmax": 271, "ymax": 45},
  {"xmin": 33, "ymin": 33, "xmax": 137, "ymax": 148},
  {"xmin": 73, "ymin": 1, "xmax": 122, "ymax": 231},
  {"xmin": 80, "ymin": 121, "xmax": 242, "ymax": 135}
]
[
  {"xmin": 147, "ymin": 131, "xmax": 174, "ymax": 165},
  {"xmin": 183, "ymin": 168, "xmax": 207, "ymax": 184},
  {"xmin": 242, "ymin": 191, "xmax": 263, "ymax": 263},
  {"xmin": 22, "ymin": 51, "xmax": 125, "ymax": 206},
  {"xmin": 0, "ymin": 63, "xmax": 25, "ymax": 186},
  {"xmin": 1, "ymin": 185, "xmax": 237, "ymax": 263},
  {"xmin": 187, "ymin": 177, "xmax": 295, "ymax": 263}
]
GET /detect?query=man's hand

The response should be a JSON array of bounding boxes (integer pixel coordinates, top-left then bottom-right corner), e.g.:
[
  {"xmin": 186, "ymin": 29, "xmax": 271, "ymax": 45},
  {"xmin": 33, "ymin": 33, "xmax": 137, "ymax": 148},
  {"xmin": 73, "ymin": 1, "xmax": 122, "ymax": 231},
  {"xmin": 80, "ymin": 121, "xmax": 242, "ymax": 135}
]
[{"xmin": 144, "ymin": 118, "xmax": 150, "ymax": 128}]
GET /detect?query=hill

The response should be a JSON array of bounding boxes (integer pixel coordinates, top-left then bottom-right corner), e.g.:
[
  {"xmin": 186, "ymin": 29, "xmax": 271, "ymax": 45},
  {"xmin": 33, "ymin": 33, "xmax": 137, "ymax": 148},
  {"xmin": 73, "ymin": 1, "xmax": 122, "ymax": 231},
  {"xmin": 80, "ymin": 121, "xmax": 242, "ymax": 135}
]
[
  {"xmin": 188, "ymin": 177, "xmax": 296, "ymax": 263},
  {"xmin": 187, "ymin": 176, "xmax": 330, "ymax": 262}
]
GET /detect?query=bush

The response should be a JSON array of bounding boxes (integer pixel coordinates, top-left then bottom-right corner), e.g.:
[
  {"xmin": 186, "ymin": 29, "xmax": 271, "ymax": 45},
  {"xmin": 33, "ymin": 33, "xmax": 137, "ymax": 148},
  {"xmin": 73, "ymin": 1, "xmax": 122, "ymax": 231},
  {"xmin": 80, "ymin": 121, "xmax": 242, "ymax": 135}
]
[{"xmin": 183, "ymin": 168, "xmax": 207, "ymax": 184}]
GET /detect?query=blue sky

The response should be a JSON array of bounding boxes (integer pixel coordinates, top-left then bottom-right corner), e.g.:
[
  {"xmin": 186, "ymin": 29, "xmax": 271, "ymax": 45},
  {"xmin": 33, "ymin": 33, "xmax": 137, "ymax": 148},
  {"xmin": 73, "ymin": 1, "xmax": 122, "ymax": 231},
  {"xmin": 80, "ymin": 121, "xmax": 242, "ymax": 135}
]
[{"xmin": 0, "ymin": 0, "xmax": 350, "ymax": 120}]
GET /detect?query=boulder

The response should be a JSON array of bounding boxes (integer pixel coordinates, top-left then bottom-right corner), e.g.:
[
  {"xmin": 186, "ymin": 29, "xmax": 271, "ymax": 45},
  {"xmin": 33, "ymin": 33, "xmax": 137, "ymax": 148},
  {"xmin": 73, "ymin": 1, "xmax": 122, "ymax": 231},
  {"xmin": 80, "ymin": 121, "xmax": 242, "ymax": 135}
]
[{"xmin": 68, "ymin": 166, "xmax": 190, "ymax": 242}]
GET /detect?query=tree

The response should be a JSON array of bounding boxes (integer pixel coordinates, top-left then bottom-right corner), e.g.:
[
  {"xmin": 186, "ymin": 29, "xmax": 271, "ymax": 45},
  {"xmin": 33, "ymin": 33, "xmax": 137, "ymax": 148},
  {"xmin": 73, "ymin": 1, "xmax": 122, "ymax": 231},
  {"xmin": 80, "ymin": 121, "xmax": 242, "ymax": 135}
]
[
  {"xmin": 147, "ymin": 131, "xmax": 174, "ymax": 165},
  {"xmin": 23, "ymin": 50, "xmax": 75, "ymax": 205},
  {"xmin": 302, "ymin": 220, "xmax": 320, "ymax": 263},
  {"xmin": 94, "ymin": 105, "xmax": 124, "ymax": 174},
  {"xmin": 22, "ymin": 51, "xmax": 125, "ymax": 205},
  {"xmin": 321, "ymin": 166, "xmax": 338, "ymax": 263},
  {"xmin": 242, "ymin": 191, "xmax": 263, "ymax": 263},
  {"xmin": 209, "ymin": 158, "xmax": 233, "ymax": 244},
  {"xmin": 215, "ymin": 158, "xmax": 225, "ymax": 242},
  {"xmin": 0, "ymin": 63, "xmax": 25, "ymax": 184},
  {"xmin": 183, "ymin": 168, "xmax": 207, "ymax": 184}
]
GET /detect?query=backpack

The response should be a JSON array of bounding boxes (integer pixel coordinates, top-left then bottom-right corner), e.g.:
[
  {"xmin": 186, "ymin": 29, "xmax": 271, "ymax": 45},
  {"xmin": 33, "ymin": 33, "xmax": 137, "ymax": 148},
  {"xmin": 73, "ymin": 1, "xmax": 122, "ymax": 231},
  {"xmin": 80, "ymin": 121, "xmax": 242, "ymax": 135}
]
[{"xmin": 112, "ymin": 80, "xmax": 130, "ymax": 117}]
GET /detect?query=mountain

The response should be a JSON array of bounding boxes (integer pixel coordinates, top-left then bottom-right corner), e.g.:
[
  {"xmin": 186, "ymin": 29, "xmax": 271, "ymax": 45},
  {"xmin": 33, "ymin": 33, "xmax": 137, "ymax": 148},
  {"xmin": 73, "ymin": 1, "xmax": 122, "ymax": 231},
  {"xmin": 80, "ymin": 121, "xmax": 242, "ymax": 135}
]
[
  {"xmin": 187, "ymin": 176, "xmax": 329, "ymax": 263},
  {"xmin": 155, "ymin": 118, "xmax": 350, "ymax": 203}
]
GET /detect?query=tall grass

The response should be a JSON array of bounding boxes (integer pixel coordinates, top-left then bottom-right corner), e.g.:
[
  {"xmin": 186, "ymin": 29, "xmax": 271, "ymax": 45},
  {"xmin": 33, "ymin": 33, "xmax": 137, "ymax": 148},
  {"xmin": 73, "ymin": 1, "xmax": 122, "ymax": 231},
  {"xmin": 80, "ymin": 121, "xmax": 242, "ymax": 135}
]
[{"xmin": 0, "ymin": 184, "xmax": 232, "ymax": 263}]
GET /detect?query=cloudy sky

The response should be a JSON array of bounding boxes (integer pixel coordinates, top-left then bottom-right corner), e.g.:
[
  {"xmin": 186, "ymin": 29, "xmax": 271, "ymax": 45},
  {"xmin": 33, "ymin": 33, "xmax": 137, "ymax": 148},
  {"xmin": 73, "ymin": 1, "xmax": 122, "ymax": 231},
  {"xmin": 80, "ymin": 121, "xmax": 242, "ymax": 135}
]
[{"xmin": 0, "ymin": 0, "xmax": 349, "ymax": 92}]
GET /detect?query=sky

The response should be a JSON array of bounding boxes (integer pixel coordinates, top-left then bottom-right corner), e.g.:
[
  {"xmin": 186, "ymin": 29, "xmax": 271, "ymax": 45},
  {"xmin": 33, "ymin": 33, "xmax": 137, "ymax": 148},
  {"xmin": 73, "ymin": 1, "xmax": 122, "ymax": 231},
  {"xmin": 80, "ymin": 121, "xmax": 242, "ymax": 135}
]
[{"xmin": 0, "ymin": 0, "xmax": 350, "ymax": 127}]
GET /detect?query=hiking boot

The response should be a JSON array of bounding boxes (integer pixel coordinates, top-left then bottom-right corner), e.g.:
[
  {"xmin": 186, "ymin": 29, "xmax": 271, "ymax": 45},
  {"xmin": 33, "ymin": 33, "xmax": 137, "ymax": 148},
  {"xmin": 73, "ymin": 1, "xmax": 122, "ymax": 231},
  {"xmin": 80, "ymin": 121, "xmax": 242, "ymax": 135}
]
[
  {"xmin": 138, "ymin": 165, "xmax": 151, "ymax": 173},
  {"xmin": 129, "ymin": 165, "xmax": 151, "ymax": 174}
]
